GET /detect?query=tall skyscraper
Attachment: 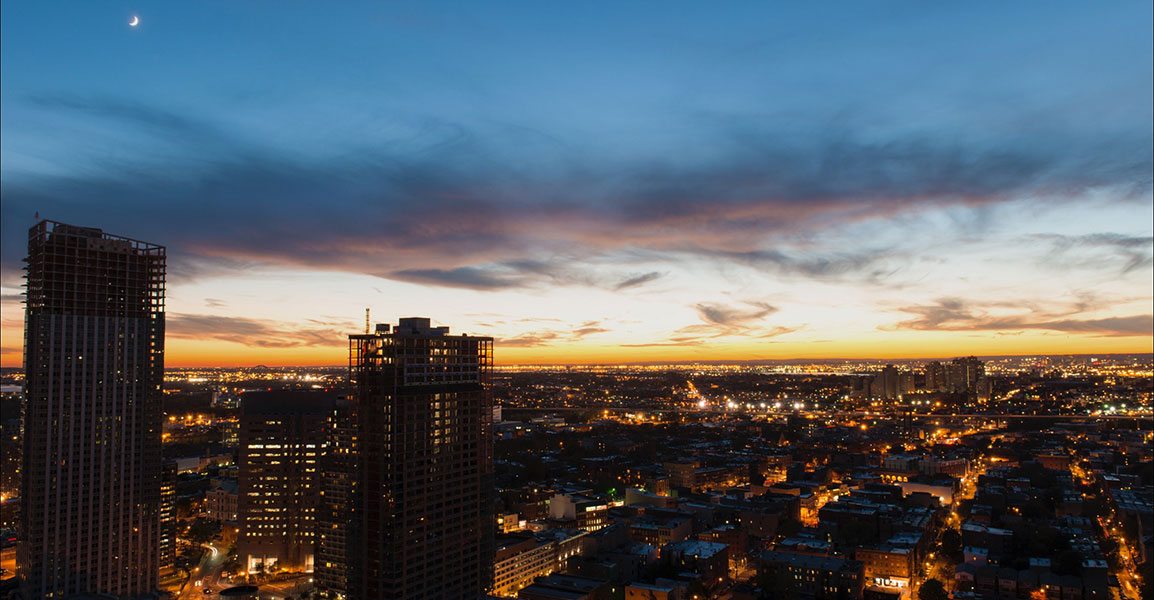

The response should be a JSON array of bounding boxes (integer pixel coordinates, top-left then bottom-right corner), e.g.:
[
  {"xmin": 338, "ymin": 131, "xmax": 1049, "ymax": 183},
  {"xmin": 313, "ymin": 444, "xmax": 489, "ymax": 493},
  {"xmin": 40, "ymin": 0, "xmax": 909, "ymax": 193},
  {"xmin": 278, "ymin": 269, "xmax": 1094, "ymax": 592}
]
[
  {"xmin": 348, "ymin": 317, "xmax": 495, "ymax": 599},
  {"xmin": 20, "ymin": 221, "xmax": 165, "ymax": 598},
  {"xmin": 237, "ymin": 390, "xmax": 334, "ymax": 575}
]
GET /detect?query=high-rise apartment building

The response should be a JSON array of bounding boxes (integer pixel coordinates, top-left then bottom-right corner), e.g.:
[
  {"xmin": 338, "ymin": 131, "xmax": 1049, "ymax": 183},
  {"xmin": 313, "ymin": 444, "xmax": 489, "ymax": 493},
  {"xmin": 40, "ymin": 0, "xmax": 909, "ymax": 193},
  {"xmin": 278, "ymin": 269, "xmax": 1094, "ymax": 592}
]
[
  {"xmin": 946, "ymin": 356, "xmax": 985, "ymax": 393},
  {"xmin": 868, "ymin": 365, "xmax": 914, "ymax": 401},
  {"xmin": 159, "ymin": 459, "xmax": 178, "ymax": 584},
  {"xmin": 20, "ymin": 221, "xmax": 165, "ymax": 598},
  {"xmin": 924, "ymin": 361, "xmax": 945, "ymax": 392},
  {"xmin": 237, "ymin": 390, "xmax": 335, "ymax": 575},
  {"xmin": 316, "ymin": 395, "xmax": 356, "ymax": 598},
  {"xmin": 348, "ymin": 317, "xmax": 495, "ymax": 599}
]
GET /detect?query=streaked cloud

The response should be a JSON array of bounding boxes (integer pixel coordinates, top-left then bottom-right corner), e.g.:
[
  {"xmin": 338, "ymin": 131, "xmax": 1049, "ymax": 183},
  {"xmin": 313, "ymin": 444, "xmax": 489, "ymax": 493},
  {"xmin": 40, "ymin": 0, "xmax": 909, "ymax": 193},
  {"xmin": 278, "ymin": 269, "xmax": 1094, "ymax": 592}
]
[
  {"xmin": 614, "ymin": 272, "xmax": 663, "ymax": 291},
  {"xmin": 1032, "ymin": 233, "xmax": 1154, "ymax": 275},
  {"xmin": 390, "ymin": 267, "xmax": 525, "ymax": 290},
  {"xmin": 491, "ymin": 320, "xmax": 609, "ymax": 348},
  {"xmin": 894, "ymin": 298, "xmax": 1153, "ymax": 337},
  {"xmin": 2, "ymin": 96, "xmax": 1150, "ymax": 291},
  {"xmin": 167, "ymin": 313, "xmax": 348, "ymax": 348},
  {"xmin": 695, "ymin": 301, "xmax": 778, "ymax": 327}
]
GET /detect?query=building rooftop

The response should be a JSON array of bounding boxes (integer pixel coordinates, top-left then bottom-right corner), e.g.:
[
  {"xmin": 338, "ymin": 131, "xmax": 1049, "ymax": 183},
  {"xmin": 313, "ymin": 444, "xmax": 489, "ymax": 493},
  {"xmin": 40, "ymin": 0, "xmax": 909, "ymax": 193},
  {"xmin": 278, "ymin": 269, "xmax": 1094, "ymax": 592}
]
[{"xmin": 241, "ymin": 390, "xmax": 341, "ymax": 415}]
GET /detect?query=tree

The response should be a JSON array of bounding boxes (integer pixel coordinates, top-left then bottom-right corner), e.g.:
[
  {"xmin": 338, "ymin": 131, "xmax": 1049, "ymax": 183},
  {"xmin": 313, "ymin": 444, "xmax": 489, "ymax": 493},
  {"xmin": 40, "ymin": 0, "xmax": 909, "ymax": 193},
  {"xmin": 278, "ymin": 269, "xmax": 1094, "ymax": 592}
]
[
  {"xmin": 186, "ymin": 517, "xmax": 221, "ymax": 545},
  {"xmin": 686, "ymin": 580, "xmax": 709, "ymax": 600},
  {"xmin": 776, "ymin": 516, "xmax": 802, "ymax": 539},
  {"xmin": 919, "ymin": 579, "xmax": 949, "ymax": 600},
  {"xmin": 593, "ymin": 476, "xmax": 624, "ymax": 497},
  {"xmin": 1098, "ymin": 538, "xmax": 1120, "ymax": 569},
  {"xmin": 1054, "ymin": 550, "xmax": 1082, "ymax": 576},
  {"xmin": 758, "ymin": 568, "xmax": 798, "ymax": 600},
  {"xmin": 520, "ymin": 453, "xmax": 548, "ymax": 482},
  {"xmin": 940, "ymin": 528, "xmax": 963, "ymax": 563},
  {"xmin": 1139, "ymin": 559, "xmax": 1152, "ymax": 600}
]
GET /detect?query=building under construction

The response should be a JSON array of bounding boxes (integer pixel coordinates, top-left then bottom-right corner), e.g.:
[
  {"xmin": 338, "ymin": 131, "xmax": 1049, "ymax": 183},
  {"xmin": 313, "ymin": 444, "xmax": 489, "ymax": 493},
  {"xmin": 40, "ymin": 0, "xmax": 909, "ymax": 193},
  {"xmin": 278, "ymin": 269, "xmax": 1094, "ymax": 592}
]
[
  {"xmin": 20, "ymin": 220, "xmax": 165, "ymax": 598},
  {"xmin": 346, "ymin": 317, "xmax": 495, "ymax": 599}
]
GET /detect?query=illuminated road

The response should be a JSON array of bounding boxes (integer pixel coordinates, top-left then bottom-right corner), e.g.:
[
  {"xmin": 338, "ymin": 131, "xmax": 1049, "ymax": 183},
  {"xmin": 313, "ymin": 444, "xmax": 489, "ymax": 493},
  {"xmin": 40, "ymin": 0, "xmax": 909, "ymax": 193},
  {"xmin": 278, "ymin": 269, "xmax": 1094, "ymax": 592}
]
[
  {"xmin": 0, "ymin": 546, "xmax": 15, "ymax": 581},
  {"xmin": 178, "ymin": 541, "xmax": 228, "ymax": 600},
  {"xmin": 1069, "ymin": 460, "xmax": 1142, "ymax": 600},
  {"xmin": 1103, "ymin": 517, "xmax": 1141, "ymax": 600},
  {"xmin": 257, "ymin": 574, "xmax": 315, "ymax": 599}
]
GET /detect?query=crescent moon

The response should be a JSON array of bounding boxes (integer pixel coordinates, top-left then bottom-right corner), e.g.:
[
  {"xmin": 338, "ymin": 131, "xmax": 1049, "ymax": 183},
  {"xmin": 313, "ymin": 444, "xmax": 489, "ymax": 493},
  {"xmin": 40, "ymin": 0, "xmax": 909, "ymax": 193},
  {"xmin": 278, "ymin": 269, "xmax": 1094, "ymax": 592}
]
[{"xmin": 129, "ymin": 15, "xmax": 139, "ymax": 27}]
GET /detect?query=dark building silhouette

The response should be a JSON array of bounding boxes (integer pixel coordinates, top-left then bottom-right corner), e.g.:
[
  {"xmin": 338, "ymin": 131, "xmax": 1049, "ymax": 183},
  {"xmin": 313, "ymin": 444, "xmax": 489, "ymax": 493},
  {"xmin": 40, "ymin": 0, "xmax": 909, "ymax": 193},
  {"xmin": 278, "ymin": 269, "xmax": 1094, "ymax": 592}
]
[
  {"xmin": 946, "ymin": 356, "xmax": 985, "ymax": 393},
  {"xmin": 20, "ymin": 221, "xmax": 165, "ymax": 598},
  {"xmin": 237, "ymin": 390, "xmax": 337, "ymax": 575},
  {"xmin": 159, "ymin": 459, "xmax": 178, "ymax": 584},
  {"xmin": 316, "ymin": 394, "xmax": 356, "ymax": 597},
  {"xmin": 348, "ymin": 317, "xmax": 495, "ymax": 599},
  {"xmin": 922, "ymin": 357, "xmax": 987, "ymax": 396},
  {"xmin": 0, "ymin": 392, "xmax": 20, "ymax": 530},
  {"xmin": 868, "ymin": 365, "xmax": 914, "ymax": 401},
  {"xmin": 924, "ymin": 361, "xmax": 945, "ymax": 392}
]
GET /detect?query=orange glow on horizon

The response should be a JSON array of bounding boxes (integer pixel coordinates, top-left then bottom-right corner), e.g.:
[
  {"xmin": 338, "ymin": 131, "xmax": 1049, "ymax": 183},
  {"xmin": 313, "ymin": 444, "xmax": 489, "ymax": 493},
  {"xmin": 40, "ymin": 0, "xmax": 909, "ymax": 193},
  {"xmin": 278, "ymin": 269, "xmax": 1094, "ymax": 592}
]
[{"xmin": 4, "ymin": 330, "xmax": 1150, "ymax": 368}]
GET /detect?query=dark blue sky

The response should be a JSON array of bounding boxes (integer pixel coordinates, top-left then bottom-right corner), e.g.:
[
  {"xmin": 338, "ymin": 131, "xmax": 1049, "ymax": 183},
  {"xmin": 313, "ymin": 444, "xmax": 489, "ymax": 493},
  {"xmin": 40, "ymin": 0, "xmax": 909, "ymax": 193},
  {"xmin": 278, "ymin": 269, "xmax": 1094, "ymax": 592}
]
[{"xmin": 1, "ymin": 1, "xmax": 1151, "ymax": 364}]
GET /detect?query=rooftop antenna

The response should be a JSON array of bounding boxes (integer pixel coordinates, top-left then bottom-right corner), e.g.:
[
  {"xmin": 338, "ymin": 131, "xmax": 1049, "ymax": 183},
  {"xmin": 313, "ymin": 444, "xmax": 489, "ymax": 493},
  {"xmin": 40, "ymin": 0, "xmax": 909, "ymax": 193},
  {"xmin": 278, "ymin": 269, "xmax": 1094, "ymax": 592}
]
[{"xmin": 365, "ymin": 308, "xmax": 370, "ymax": 334}]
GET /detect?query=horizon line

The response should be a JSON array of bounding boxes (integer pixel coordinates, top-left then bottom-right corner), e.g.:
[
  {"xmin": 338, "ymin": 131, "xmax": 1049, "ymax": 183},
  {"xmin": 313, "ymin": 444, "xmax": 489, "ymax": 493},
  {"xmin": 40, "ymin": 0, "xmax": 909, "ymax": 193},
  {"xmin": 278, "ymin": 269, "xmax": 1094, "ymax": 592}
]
[{"xmin": 2, "ymin": 350, "xmax": 1147, "ymax": 372}]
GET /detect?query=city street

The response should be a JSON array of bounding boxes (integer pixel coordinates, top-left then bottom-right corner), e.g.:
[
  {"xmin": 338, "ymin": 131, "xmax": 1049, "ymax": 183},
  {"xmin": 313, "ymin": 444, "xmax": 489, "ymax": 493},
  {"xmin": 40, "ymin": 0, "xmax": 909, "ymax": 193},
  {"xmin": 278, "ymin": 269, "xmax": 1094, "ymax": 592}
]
[
  {"xmin": 1073, "ymin": 461, "xmax": 1141, "ymax": 600},
  {"xmin": 0, "ymin": 546, "xmax": 14, "ymax": 581},
  {"xmin": 254, "ymin": 574, "xmax": 314, "ymax": 600},
  {"xmin": 178, "ymin": 541, "xmax": 229, "ymax": 600},
  {"xmin": 919, "ymin": 456, "xmax": 986, "ymax": 597},
  {"xmin": 1104, "ymin": 518, "xmax": 1141, "ymax": 600}
]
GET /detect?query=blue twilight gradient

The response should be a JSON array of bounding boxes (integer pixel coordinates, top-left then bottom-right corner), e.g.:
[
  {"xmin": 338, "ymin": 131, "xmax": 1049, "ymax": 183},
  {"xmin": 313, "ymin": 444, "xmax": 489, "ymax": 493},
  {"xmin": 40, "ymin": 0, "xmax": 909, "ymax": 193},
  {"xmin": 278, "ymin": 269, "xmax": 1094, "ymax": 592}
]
[{"xmin": 1, "ymin": 1, "xmax": 1151, "ymax": 354}]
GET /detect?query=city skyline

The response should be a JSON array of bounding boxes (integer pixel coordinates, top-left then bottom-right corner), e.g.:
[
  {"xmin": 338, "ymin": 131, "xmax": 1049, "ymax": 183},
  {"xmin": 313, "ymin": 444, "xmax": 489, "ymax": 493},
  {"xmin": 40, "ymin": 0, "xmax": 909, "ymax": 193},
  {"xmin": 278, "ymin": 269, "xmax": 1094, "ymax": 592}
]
[{"xmin": 2, "ymin": 2, "xmax": 1152, "ymax": 367}]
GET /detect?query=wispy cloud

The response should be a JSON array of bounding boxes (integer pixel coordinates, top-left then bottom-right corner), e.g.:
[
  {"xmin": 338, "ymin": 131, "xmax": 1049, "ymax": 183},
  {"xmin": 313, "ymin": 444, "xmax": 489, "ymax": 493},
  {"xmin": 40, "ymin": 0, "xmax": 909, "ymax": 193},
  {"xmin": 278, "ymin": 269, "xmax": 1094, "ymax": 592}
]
[
  {"xmin": 391, "ymin": 261, "xmax": 661, "ymax": 292},
  {"xmin": 690, "ymin": 247, "xmax": 903, "ymax": 284},
  {"xmin": 3, "ymin": 95, "xmax": 1150, "ymax": 293},
  {"xmin": 615, "ymin": 272, "xmax": 664, "ymax": 290},
  {"xmin": 390, "ymin": 267, "xmax": 525, "ymax": 290},
  {"xmin": 1031, "ymin": 233, "xmax": 1154, "ymax": 275},
  {"xmin": 167, "ymin": 314, "xmax": 348, "ymax": 348},
  {"xmin": 489, "ymin": 320, "xmax": 610, "ymax": 348},
  {"xmin": 619, "ymin": 339, "xmax": 706, "ymax": 348},
  {"xmin": 694, "ymin": 301, "xmax": 777, "ymax": 327},
  {"xmin": 495, "ymin": 331, "xmax": 562, "ymax": 348},
  {"xmin": 26, "ymin": 95, "xmax": 240, "ymax": 145},
  {"xmin": 646, "ymin": 300, "xmax": 802, "ymax": 346},
  {"xmin": 893, "ymin": 298, "xmax": 1153, "ymax": 337}
]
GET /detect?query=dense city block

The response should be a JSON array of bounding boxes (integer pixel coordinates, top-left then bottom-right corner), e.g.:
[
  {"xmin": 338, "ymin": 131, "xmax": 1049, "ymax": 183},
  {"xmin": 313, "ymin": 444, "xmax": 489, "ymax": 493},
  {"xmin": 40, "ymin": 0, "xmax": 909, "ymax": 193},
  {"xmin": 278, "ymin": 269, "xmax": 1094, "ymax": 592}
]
[{"xmin": 3, "ymin": 353, "xmax": 1149, "ymax": 599}]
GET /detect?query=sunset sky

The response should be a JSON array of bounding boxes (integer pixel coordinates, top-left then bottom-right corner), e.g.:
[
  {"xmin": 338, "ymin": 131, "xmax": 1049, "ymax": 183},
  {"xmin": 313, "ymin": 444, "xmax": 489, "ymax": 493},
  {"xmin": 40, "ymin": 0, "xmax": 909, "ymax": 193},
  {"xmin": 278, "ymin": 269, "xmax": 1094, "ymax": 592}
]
[{"xmin": 1, "ymin": 2, "xmax": 1151, "ymax": 367}]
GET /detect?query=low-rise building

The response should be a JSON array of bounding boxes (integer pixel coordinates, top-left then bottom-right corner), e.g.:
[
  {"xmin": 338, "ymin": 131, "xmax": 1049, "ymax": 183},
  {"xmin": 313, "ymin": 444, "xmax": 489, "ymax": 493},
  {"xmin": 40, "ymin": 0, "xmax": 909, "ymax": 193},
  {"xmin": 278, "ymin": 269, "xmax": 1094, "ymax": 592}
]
[
  {"xmin": 668, "ymin": 540, "xmax": 729, "ymax": 590},
  {"xmin": 856, "ymin": 543, "xmax": 913, "ymax": 589},
  {"xmin": 206, "ymin": 479, "xmax": 239, "ymax": 522},
  {"xmin": 550, "ymin": 493, "xmax": 610, "ymax": 532},
  {"xmin": 495, "ymin": 536, "xmax": 557, "ymax": 598},
  {"xmin": 758, "ymin": 550, "xmax": 865, "ymax": 600}
]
